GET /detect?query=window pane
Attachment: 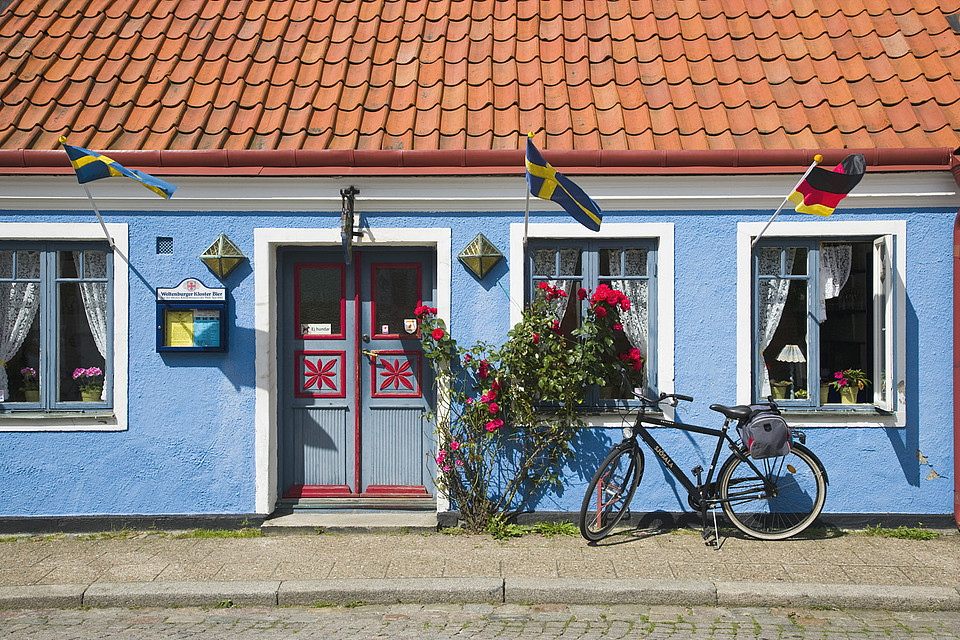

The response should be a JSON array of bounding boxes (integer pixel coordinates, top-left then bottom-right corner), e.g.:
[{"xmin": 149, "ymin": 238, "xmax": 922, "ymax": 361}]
[
  {"xmin": 58, "ymin": 282, "xmax": 105, "ymax": 402},
  {"xmin": 757, "ymin": 248, "xmax": 781, "ymax": 275},
  {"xmin": 761, "ymin": 278, "xmax": 808, "ymax": 401},
  {"xmin": 757, "ymin": 244, "xmax": 806, "ymax": 400},
  {"xmin": 600, "ymin": 279, "xmax": 649, "ymax": 400},
  {"xmin": 790, "ymin": 248, "xmax": 808, "ymax": 275},
  {"xmin": 559, "ymin": 249, "xmax": 581, "ymax": 276},
  {"xmin": 0, "ymin": 251, "xmax": 12, "ymax": 279},
  {"xmin": 532, "ymin": 249, "xmax": 554, "ymax": 277},
  {"xmin": 600, "ymin": 249, "xmax": 621, "ymax": 276},
  {"xmin": 3, "ymin": 301, "xmax": 40, "ymax": 403},
  {"xmin": 374, "ymin": 265, "xmax": 420, "ymax": 336},
  {"xmin": 59, "ymin": 251, "xmax": 78, "ymax": 278},
  {"xmin": 297, "ymin": 266, "xmax": 342, "ymax": 336},
  {"xmin": 624, "ymin": 249, "xmax": 647, "ymax": 276},
  {"xmin": 819, "ymin": 242, "xmax": 872, "ymax": 404},
  {"xmin": 82, "ymin": 251, "xmax": 107, "ymax": 279}
]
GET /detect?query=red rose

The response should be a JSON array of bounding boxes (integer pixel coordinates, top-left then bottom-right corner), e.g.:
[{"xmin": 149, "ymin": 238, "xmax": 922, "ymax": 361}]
[
  {"xmin": 577, "ymin": 288, "xmax": 588, "ymax": 300},
  {"xmin": 532, "ymin": 333, "xmax": 540, "ymax": 344},
  {"xmin": 488, "ymin": 402, "xmax": 499, "ymax": 413},
  {"xmin": 431, "ymin": 328, "xmax": 445, "ymax": 340},
  {"xmin": 595, "ymin": 306, "xmax": 607, "ymax": 318}
]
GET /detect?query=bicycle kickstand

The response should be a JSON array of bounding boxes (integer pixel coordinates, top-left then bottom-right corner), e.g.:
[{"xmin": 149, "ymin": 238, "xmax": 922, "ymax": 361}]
[{"xmin": 692, "ymin": 466, "xmax": 717, "ymax": 548}]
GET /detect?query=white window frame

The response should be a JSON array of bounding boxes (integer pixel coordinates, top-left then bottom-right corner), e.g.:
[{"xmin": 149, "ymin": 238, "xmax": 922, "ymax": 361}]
[
  {"xmin": 0, "ymin": 223, "xmax": 129, "ymax": 432},
  {"xmin": 737, "ymin": 220, "xmax": 906, "ymax": 427},
  {"xmin": 510, "ymin": 222, "xmax": 676, "ymax": 426}
]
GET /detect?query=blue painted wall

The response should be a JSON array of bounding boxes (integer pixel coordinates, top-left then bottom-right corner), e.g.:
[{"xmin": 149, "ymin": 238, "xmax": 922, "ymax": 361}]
[{"xmin": 0, "ymin": 205, "xmax": 953, "ymax": 517}]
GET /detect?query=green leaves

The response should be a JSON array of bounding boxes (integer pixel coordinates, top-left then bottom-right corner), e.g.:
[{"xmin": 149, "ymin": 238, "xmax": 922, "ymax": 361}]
[{"xmin": 414, "ymin": 284, "xmax": 639, "ymax": 533}]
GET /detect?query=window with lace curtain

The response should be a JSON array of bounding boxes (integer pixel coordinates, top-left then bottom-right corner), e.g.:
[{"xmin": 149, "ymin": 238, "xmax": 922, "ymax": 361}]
[
  {"xmin": 528, "ymin": 239, "xmax": 657, "ymax": 406},
  {"xmin": 0, "ymin": 243, "xmax": 112, "ymax": 410},
  {"xmin": 753, "ymin": 237, "xmax": 895, "ymax": 411}
]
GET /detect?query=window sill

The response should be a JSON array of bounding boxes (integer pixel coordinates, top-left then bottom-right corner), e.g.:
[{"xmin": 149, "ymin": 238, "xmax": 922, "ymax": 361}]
[
  {"xmin": 780, "ymin": 407, "xmax": 902, "ymax": 429},
  {"xmin": 0, "ymin": 410, "xmax": 122, "ymax": 432}
]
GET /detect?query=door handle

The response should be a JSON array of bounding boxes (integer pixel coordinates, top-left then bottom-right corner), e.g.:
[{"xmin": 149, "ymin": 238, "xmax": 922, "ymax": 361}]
[{"xmin": 361, "ymin": 349, "xmax": 380, "ymax": 361}]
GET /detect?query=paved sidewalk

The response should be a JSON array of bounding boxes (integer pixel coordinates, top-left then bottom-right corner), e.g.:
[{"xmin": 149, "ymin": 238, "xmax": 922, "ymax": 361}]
[{"xmin": 0, "ymin": 528, "xmax": 958, "ymax": 611}]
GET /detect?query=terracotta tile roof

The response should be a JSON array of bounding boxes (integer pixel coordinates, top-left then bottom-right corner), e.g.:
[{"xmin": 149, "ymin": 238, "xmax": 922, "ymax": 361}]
[{"xmin": 2, "ymin": 0, "xmax": 960, "ymax": 153}]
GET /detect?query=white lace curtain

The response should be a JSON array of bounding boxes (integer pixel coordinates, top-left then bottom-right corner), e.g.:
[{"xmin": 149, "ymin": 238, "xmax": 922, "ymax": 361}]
[
  {"xmin": 0, "ymin": 251, "xmax": 41, "ymax": 399},
  {"xmin": 607, "ymin": 251, "xmax": 648, "ymax": 359},
  {"xmin": 819, "ymin": 244, "xmax": 852, "ymax": 321},
  {"xmin": 757, "ymin": 248, "xmax": 796, "ymax": 398},
  {"xmin": 73, "ymin": 252, "xmax": 108, "ymax": 400}
]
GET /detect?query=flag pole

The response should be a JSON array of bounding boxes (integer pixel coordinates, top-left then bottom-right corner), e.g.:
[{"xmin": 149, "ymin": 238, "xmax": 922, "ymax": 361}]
[
  {"xmin": 751, "ymin": 154, "xmax": 823, "ymax": 247},
  {"xmin": 523, "ymin": 131, "xmax": 535, "ymax": 249},
  {"xmin": 523, "ymin": 188, "xmax": 530, "ymax": 249},
  {"xmin": 81, "ymin": 185, "xmax": 115, "ymax": 248}
]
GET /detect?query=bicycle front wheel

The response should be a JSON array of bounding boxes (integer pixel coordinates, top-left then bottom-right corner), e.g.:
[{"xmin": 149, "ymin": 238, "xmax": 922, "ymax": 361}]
[
  {"xmin": 718, "ymin": 443, "xmax": 826, "ymax": 540},
  {"xmin": 578, "ymin": 443, "xmax": 643, "ymax": 541}
]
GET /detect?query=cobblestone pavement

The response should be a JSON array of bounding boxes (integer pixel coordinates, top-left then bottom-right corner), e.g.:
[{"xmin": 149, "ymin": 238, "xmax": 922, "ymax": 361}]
[{"xmin": 1, "ymin": 604, "xmax": 959, "ymax": 639}]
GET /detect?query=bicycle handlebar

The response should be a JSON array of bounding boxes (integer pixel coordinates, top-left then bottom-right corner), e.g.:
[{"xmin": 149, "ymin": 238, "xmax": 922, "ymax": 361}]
[{"xmin": 631, "ymin": 390, "xmax": 694, "ymax": 407}]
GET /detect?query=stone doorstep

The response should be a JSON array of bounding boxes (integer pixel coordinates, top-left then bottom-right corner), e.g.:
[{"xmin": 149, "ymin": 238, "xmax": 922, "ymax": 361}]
[{"xmin": 261, "ymin": 512, "xmax": 439, "ymax": 535}]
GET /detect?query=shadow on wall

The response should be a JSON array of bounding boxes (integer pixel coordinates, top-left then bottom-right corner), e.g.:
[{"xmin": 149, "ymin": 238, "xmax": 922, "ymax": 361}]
[{"xmin": 884, "ymin": 292, "xmax": 919, "ymax": 486}]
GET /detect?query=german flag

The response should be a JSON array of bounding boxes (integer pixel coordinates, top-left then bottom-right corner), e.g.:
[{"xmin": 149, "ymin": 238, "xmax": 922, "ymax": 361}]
[{"xmin": 787, "ymin": 154, "xmax": 865, "ymax": 217}]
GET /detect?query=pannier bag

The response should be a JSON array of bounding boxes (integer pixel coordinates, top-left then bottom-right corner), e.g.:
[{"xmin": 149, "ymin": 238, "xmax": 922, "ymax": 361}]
[{"xmin": 737, "ymin": 406, "xmax": 792, "ymax": 459}]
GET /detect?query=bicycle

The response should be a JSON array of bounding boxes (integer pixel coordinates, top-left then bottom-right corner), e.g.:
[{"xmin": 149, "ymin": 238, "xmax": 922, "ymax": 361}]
[{"xmin": 578, "ymin": 392, "xmax": 828, "ymax": 542}]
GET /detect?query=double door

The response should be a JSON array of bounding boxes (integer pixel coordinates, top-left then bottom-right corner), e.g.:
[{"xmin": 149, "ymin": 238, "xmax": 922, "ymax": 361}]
[{"xmin": 278, "ymin": 247, "xmax": 435, "ymax": 501}]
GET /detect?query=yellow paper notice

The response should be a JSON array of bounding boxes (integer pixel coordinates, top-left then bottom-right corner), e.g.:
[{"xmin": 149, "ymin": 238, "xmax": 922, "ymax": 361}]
[{"xmin": 165, "ymin": 310, "xmax": 194, "ymax": 347}]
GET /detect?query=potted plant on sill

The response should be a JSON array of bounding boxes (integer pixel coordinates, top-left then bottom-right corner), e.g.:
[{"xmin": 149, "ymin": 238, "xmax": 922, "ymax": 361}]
[
  {"xmin": 770, "ymin": 379, "xmax": 792, "ymax": 400},
  {"xmin": 73, "ymin": 366, "xmax": 103, "ymax": 402},
  {"xmin": 20, "ymin": 366, "xmax": 38, "ymax": 402},
  {"xmin": 830, "ymin": 368, "xmax": 870, "ymax": 404}
]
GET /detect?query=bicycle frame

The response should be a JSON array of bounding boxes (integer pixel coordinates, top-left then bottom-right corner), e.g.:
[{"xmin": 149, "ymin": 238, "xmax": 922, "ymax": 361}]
[{"xmin": 626, "ymin": 411, "xmax": 771, "ymax": 507}]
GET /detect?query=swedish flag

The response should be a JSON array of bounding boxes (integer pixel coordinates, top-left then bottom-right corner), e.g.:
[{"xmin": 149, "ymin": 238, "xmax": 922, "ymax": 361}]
[
  {"xmin": 60, "ymin": 138, "xmax": 177, "ymax": 199},
  {"xmin": 525, "ymin": 137, "xmax": 601, "ymax": 231}
]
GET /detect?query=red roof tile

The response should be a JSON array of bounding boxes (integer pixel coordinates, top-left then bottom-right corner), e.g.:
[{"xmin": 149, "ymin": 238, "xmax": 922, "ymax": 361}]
[{"xmin": 3, "ymin": 0, "xmax": 960, "ymax": 154}]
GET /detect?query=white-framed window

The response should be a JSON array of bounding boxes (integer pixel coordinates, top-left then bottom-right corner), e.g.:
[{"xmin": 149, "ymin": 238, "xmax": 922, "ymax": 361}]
[
  {"xmin": 0, "ymin": 224, "xmax": 128, "ymax": 432},
  {"xmin": 510, "ymin": 223, "xmax": 675, "ymax": 416},
  {"xmin": 737, "ymin": 220, "xmax": 906, "ymax": 427}
]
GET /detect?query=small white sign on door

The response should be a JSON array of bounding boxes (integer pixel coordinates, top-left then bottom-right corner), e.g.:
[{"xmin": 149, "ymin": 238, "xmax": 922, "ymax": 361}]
[
  {"xmin": 301, "ymin": 323, "xmax": 332, "ymax": 336},
  {"xmin": 404, "ymin": 319, "xmax": 417, "ymax": 334}
]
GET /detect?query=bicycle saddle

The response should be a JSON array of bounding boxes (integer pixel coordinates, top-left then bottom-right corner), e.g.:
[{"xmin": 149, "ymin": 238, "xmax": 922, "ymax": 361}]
[{"xmin": 709, "ymin": 404, "xmax": 752, "ymax": 421}]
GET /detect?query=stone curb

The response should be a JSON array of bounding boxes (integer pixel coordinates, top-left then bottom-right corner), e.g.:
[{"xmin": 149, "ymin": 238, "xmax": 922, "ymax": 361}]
[
  {"xmin": 279, "ymin": 578, "xmax": 503, "ymax": 605},
  {"xmin": 1, "ymin": 580, "xmax": 958, "ymax": 611},
  {"xmin": 0, "ymin": 584, "xmax": 86, "ymax": 609},
  {"xmin": 82, "ymin": 581, "xmax": 282, "ymax": 608},
  {"xmin": 716, "ymin": 581, "xmax": 960, "ymax": 612},
  {"xmin": 504, "ymin": 578, "xmax": 717, "ymax": 606}
]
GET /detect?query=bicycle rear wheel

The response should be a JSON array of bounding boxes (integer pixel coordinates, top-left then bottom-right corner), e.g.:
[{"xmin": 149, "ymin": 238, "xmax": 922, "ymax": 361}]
[
  {"xmin": 718, "ymin": 443, "xmax": 826, "ymax": 540},
  {"xmin": 578, "ymin": 443, "xmax": 643, "ymax": 541}
]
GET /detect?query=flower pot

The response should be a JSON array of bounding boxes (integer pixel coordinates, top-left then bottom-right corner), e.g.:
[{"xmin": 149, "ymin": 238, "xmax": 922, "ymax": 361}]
[
  {"xmin": 820, "ymin": 384, "xmax": 831, "ymax": 403},
  {"xmin": 770, "ymin": 383, "xmax": 791, "ymax": 400},
  {"xmin": 23, "ymin": 389, "xmax": 39, "ymax": 402},
  {"xmin": 840, "ymin": 387, "xmax": 858, "ymax": 404},
  {"xmin": 80, "ymin": 389, "xmax": 102, "ymax": 402}
]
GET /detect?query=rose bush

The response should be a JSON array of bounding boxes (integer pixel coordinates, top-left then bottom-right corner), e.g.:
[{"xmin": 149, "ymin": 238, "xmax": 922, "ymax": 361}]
[{"xmin": 415, "ymin": 283, "xmax": 643, "ymax": 531}]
